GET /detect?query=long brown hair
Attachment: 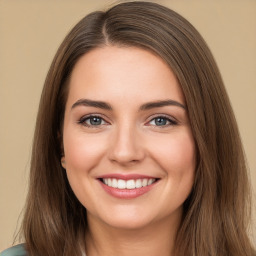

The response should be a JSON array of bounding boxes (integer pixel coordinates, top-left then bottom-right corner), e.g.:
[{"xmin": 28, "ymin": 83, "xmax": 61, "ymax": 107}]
[{"xmin": 20, "ymin": 1, "xmax": 255, "ymax": 255}]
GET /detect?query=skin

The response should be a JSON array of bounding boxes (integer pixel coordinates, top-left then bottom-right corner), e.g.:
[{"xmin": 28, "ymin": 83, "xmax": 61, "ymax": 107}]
[{"xmin": 62, "ymin": 46, "xmax": 196, "ymax": 256}]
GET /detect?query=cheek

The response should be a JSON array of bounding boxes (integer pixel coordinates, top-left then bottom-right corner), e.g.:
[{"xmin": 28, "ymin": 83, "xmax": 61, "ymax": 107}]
[
  {"xmin": 62, "ymin": 130, "xmax": 109, "ymax": 207},
  {"xmin": 63, "ymin": 129, "xmax": 107, "ymax": 172},
  {"xmin": 149, "ymin": 129, "xmax": 196, "ymax": 178},
  {"xmin": 169, "ymin": 134, "xmax": 195, "ymax": 172},
  {"xmin": 151, "ymin": 130, "xmax": 195, "ymax": 209},
  {"xmin": 166, "ymin": 131, "xmax": 195, "ymax": 202}
]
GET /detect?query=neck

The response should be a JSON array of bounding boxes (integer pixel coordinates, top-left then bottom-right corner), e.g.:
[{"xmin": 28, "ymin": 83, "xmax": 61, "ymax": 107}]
[{"xmin": 85, "ymin": 212, "xmax": 181, "ymax": 256}]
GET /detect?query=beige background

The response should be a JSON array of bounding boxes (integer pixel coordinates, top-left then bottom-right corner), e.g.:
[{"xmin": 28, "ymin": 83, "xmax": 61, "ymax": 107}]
[{"xmin": 0, "ymin": 0, "xmax": 255, "ymax": 251}]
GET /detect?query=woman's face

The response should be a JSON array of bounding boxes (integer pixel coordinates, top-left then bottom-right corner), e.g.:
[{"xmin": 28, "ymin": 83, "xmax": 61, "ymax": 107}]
[{"xmin": 62, "ymin": 46, "xmax": 196, "ymax": 229}]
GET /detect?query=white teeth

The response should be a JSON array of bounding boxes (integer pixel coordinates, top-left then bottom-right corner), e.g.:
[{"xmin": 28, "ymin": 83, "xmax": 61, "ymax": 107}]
[
  {"xmin": 117, "ymin": 179, "xmax": 126, "ymax": 189},
  {"xmin": 142, "ymin": 178, "xmax": 148, "ymax": 187},
  {"xmin": 112, "ymin": 178, "xmax": 118, "ymax": 188},
  {"xmin": 148, "ymin": 178, "xmax": 154, "ymax": 185},
  {"xmin": 126, "ymin": 180, "xmax": 136, "ymax": 189},
  {"xmin": 102, "ymin": 178, "xmax": 156, "ymax": 189},
  {"xmin": 135, "ymin": 179, "xmax": 142, "ymax": 188}
]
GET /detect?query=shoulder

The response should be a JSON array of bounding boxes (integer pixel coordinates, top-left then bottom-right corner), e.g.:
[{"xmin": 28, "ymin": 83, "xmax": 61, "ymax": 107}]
[{"xmin": 0, "ymin": 244, "xmax": 28, "ymax": 256}]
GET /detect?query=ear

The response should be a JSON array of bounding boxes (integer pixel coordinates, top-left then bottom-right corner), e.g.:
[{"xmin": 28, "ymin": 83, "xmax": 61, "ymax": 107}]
[{"xmin": 61, "ymin": 156, "xmax": 66, "ymax": 169}]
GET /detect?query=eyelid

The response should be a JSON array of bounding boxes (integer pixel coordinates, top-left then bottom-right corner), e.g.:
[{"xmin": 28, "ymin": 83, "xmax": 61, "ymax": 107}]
[
  {"xmin": 78, "ymin": 114, "xmax": 110, "ymax": 127},
  {"xmin": 146, "ymin": 114, "xmax": 178, "ymax": 126},
  {"xmin": 78, "ymin": 113, "xmax": 178, "ymax": 128}
]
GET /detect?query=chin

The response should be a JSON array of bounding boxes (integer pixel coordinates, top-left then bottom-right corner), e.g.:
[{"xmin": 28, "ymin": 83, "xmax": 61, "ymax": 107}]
[
  {"xmin": 87, "ymin": 204, "xmax": 158, "ymax": 230},
  {"xmin": 102, "ymin": 215, "xmax": 155, "ymax": 230}
]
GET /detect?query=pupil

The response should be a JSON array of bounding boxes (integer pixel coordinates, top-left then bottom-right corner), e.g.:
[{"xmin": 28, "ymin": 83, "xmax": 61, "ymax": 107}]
[
  {"xmin": 156, "ymin": 118, "xmax": 166, "ymax": 126},
  {"xmin": 91, "ymin": 117, "xmax": 101, "ymax": 125}
]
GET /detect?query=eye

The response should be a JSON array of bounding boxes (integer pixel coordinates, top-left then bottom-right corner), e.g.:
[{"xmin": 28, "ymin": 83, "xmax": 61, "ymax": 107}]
[
  {"xmin": 78, "ymin": 115, "xmax": 108, "ymax": 127},
  {"xmin": 148, "ymin": 116, "xmax": 177, "ymax": 127}
]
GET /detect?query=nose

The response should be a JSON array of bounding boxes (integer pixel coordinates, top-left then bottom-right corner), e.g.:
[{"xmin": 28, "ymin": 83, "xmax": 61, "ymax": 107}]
[{"xmin": 108, "ymin": 124, "xmax": 146, "ymax": 166}]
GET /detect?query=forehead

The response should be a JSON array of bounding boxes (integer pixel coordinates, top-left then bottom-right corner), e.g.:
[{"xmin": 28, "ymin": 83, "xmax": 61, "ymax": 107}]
[{"xmin": 67, "ymin": 46, "xmax": 185, "ymax": 107}]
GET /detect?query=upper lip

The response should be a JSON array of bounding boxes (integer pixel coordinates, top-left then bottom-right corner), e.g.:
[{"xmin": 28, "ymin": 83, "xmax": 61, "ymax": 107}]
[{"xmin": 97, "ymin": 173, "xmax": 159, "ymax": 180}]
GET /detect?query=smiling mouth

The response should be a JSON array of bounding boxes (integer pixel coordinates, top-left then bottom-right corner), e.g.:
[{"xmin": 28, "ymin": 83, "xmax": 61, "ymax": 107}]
[{"xmin": 99, "ymin": 178, "xmax": 159, "ymax": 189}]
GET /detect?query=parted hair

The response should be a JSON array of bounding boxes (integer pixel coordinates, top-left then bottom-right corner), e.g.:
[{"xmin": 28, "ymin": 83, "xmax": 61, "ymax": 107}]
[{"xmin": 20, "ymin": 1, "xmax": 255, "ymax": 255}]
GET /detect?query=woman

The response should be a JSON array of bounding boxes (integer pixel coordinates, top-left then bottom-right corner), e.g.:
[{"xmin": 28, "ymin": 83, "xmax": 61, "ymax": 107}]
[{"xmin": 1, "ymin": 1, "xmax": 255, "ymax": 256}]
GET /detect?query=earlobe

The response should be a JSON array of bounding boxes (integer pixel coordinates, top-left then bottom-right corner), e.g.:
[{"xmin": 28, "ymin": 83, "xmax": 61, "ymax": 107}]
[{"xmin": 61, "ymin": 157, "xmax": 66, "ymax": 169}]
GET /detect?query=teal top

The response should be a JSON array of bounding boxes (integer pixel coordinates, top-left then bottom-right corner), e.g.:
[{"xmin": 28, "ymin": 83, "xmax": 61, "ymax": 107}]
[{"xmin": 0, "ymin": 244, "xmax": 27, "ymax": 256}]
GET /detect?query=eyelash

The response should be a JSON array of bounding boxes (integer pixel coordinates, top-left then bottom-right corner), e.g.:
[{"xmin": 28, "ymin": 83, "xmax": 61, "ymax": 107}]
[
  {"xmin": 78, "ymin": 114, "xmax": 178, "ymax": 128},
  {"xmin": 147, "ymin": 115, "xmax": 177, "ymax": 127},
  {"xmin": 78, "ymin": 114, "xmax": 108, "ymax": 128}
]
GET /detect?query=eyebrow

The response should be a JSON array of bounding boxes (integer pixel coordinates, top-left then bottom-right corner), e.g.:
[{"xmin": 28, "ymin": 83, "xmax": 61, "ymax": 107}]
[
  {"xmin": 139, "ymin": 99, "xmax": 186, "ymax": 111},
  {"xmin": 71, "ymin": 99, "xmax": 186, "ymax": 111},
  {"xmin": 72, "ymin": 98, "xmax": 112, "ymax": 110}
]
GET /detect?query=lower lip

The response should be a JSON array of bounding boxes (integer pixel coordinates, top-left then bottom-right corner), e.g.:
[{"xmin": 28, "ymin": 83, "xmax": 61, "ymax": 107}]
[{"xmin": 98, "ymin": 180, "xmax": 158, "ymax": 199}]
